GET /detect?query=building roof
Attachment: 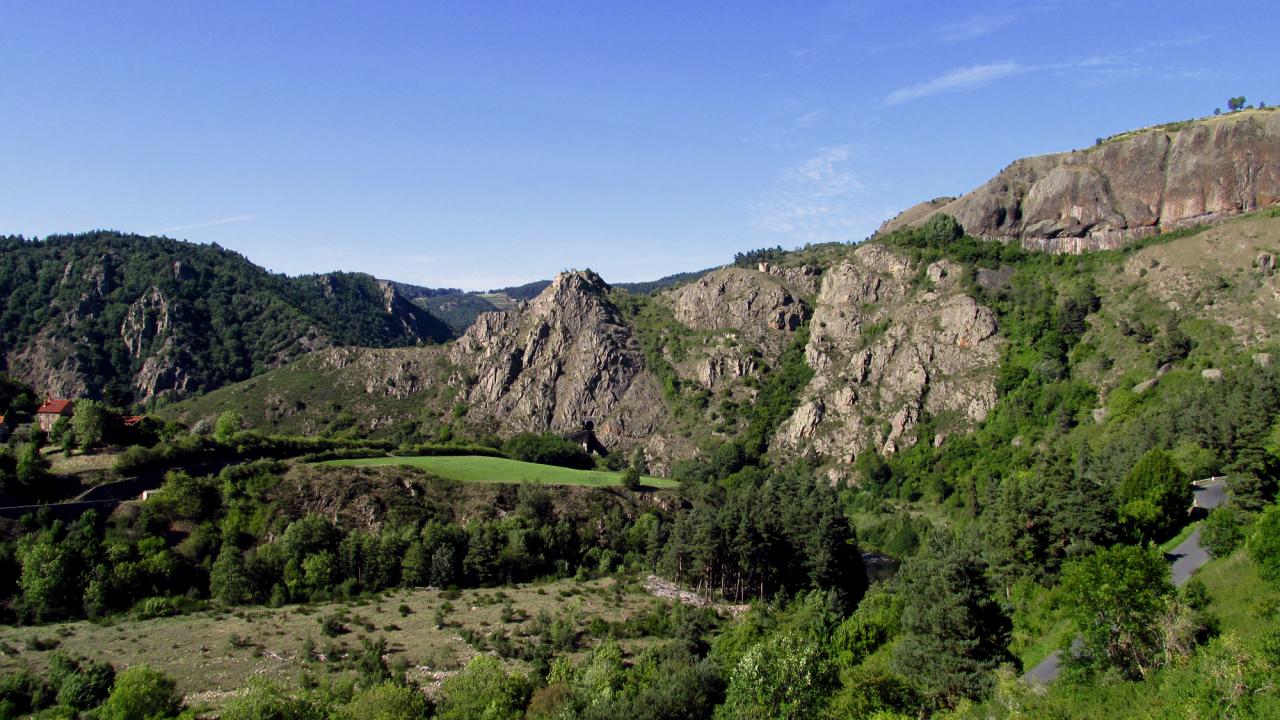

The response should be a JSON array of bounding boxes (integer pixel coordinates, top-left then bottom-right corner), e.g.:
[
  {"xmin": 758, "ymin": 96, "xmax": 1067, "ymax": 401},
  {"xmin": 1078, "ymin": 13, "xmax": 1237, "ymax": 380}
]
[
  {"xmin": 122, "ymin": 415, "xmax": 145, "ymax": 427},
  {"xmin": 36, "ymin": 399, "xmax": 74, "ymax": 415}
]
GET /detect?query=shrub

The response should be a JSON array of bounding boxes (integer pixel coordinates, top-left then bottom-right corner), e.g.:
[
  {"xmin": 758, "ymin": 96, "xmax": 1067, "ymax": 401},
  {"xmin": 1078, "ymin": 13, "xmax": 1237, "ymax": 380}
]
[
  {"xmin": 1118, "ymin": 449, "xmax": 1192, "ymax": 540},
  {"xmin": 318, "ymin": 614, "xmax": 348, "ymax": 637},
  {"xmin": 502, "ymin": 433, "xmax": 593, "ymax": 470},
  {"xmin": 1059, "ymin": 543, "xmax": 1174, "ymax": 678},
  {"xmin": 214, "ymin": 410, "xmax": 245, "ymax": 440},
  {"xmin": 436, "ymin": 654, "xmax": 528, "ymax": 720},
  {"xmin": 97, "ymin": 665, "xmax": 181, "ymax": 720},
  {"xmin": 1201, "ymin": 507, "xmax": 1246, "ymax": 557},
  {"xmin": 1249, "ymin": 506, "xmax": 1280, "ymax": 588}
]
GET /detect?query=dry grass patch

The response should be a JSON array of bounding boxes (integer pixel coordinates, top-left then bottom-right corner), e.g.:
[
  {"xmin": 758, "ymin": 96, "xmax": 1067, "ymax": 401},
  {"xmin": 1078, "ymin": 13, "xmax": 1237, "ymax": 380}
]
[{"xmin": 0, "ymin": 575, "xmax": 671, "ymax": 712}]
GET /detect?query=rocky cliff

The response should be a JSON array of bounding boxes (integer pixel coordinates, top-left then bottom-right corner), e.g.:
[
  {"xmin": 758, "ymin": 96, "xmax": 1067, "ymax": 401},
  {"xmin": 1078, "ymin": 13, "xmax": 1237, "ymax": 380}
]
[
  {"xmin": 449, "ymin": 270, "xmax": 667, "ymax": 445},
  {"xmin": 773, "ymin": 245, "xmax": 1001, "ymax": 472},
  {"xmin": 669, "ymin": 268, "xmax": 810, "ymax": 336},
  {"xmin": 880, "ymin": 109, "xmax": 1280, "ymax": 252}
]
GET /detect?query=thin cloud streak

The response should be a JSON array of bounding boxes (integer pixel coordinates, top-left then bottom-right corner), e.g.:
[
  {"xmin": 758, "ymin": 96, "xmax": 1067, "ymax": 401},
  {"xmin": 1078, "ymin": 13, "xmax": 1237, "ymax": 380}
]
[
  {"xmin": 884, "ymin": 62, "xmax": 1025, "ymax": 106},
  {"xmin": 883, "ymin": 34, "xmax": 1215, "ymax": 106},
  {"xmin": 936, "ymin": 13, "xmax": 1017, "ymax": 42},
  {"xmin": 751, "ymin": 144, "xmax": 887, "ymax": 243},
  {"xmin": 156, "ymin": 215, "xmax": 256, "ymax": 234}
]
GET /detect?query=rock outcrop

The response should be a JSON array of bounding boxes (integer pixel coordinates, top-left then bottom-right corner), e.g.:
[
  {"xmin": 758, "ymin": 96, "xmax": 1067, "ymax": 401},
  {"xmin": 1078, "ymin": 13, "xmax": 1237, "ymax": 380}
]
[
  {"xmin": 450, "ymin": 270, "xmax": 666, "ymax": 446},
  {"xmin": 775, "ymin": 245, "xmax": 1002, "ymax": 462},
  {"xmin": 882, "ymin": 110, "xmax": 1280, "ymax": 252},
  {"xmin": 670, "ymin": 268, "xmax": 810, "ymax": 335}
]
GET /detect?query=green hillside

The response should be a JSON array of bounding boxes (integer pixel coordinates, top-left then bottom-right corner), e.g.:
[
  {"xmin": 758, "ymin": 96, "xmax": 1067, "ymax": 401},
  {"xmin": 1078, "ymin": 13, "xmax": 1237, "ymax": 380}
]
[{"xmin": 0, "ymin": 232, "xmax": 451, "ymax": 405}]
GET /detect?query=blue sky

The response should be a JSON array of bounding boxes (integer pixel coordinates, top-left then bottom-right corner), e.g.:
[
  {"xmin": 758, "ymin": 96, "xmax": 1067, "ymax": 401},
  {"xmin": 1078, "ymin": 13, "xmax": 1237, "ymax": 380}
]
[{"xmin": 2, "ymin": 1, "xmax": 1275, "ymax": 290}]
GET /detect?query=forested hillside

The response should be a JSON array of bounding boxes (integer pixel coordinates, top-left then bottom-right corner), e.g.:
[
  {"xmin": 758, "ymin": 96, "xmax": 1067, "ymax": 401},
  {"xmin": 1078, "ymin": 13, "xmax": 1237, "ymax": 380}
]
[{"xmin": 0, "ymin": 232, "xmax": 451, "ymax": 406}]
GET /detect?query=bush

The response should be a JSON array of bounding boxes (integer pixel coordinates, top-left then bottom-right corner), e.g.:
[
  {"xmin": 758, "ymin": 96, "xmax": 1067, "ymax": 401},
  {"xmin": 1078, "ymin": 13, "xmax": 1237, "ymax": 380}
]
[
  {"xmin": 319, "ymin": 614, "xmax": 348, "ymax": 637},
  {"xmin": 394, "ymin": 442, "xmax": 505, "ymax": 458},
  {"xmin": 1249, "ymin": 506, "xmax": 1280, "ymax": 588},
  {"xmin": 97, "ymin": 665, "xmax": 181, "ymax": 720},
  {"xmin": 621, "ymin": 466, "xmax": 641, "ymax": 491},
  {"xmin": 436, "ymin": 654, "xmax": 528, "ymax": 720},
  {"xmin": 214, "ymin": 410, "xmax": 245, "ymax": 440},
  {"xmin": 220, "ymin": 681, "xmax": 327, "ymax": 720},
  {"xmin": 343, "ymin": 683, "xmax": 430, "ymax": 720},
  {"xmin": 502, "ymin": 433, "xmax": 594, "ymax": 470},
  {"xmin": 1059, "ymin": 544, "xmax": 1173, "ymax": 678},
  {"xmin": 113, "ymin": 445, "xmax": 157, "ymax": 475},
  {"xmin": 1201, "ymin": 507, "xmax": 1246, "ymax": 557},
  {"xmin": 1118, "ymin": 449, "xmax": 1192, "ymax": 540}
]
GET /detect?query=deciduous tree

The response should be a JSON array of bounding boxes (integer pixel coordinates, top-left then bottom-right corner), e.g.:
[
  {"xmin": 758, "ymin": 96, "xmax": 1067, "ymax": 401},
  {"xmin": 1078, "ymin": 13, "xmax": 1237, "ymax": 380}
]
[{"xmin": 1059, "ymin": 543, "xmax": 1174, "ymax": 678}]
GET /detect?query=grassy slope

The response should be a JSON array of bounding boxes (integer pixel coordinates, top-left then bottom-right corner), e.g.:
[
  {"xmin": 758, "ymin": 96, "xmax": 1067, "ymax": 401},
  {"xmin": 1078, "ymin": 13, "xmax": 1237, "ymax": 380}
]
[
  {"xmin": 322, "ymin": 455, "xmax": 680, "ymax": 488},
  {"xmin": 0, "ymin": 577, "xmax": 664, "ymax": 712}
]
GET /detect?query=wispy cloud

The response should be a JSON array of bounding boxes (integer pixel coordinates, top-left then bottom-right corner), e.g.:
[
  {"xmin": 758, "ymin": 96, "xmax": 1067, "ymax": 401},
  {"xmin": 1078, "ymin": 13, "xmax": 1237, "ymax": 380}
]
[
  {"xmin": 791, "ymin": 144, "xmax": 863, "ymax": 196},
  {"xmin": 883, "ymin": 30, "xmax": 1216, "ymax": 106},
  {"xmin": 884, "ymin": 62, "xmax": 1025, "ymax": 106},
  {"xmin": 156, "ymin": 215, "xmax": 256, "ymax": 234},
  {"xmin": 751, "ymin": 145, "xmax": 889, "ymax": 243},
  {"xmin": 935, "ymin": 13, "xmax": 1017, "ymax": 42}
]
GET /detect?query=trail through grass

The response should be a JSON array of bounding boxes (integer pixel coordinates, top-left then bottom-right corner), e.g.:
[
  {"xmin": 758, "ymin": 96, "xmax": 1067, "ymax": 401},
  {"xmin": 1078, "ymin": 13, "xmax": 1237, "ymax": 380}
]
[{"xmin": 322, "ymin": 455, "xmax": 679, "ymax": 488}]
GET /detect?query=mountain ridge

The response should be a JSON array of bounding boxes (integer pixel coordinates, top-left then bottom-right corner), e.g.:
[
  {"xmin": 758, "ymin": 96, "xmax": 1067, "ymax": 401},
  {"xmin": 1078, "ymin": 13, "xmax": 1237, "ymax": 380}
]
[
  {"xmin": 0, "ymin": 232, "xmax": 452, "ymax": 405},
  {"xmin": 879, "ymin": 108, "xmax": 1280, "ymax": 252}
]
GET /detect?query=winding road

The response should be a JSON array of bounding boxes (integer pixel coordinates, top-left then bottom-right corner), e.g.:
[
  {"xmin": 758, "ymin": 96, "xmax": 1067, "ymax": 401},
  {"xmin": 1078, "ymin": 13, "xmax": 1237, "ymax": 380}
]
[{"xmin": 1022, "ymin": 477, "xmax": 1228, "ymax": 685}]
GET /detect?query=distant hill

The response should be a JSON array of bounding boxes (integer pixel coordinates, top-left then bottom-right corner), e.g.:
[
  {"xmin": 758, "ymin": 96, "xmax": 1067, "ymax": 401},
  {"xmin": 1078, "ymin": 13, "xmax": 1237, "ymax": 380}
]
[
  {"xmin": 0, "ymin": 232, "xmax": 451, "ymax": 405},
  {"xmin": 385, "ymin": 269, "xmax": 714, "ymax": 335}
]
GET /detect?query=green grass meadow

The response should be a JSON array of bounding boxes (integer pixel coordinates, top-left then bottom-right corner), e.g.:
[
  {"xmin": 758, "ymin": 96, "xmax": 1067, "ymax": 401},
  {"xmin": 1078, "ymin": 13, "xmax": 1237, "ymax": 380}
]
[{"xmin": 322, "ymin": 455, "xmax": 680, "ymax": 489}]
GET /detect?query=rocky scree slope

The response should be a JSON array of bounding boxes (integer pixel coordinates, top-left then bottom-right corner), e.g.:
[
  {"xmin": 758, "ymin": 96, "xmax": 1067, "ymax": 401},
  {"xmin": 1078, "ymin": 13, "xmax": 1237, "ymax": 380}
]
[{"xmin": 880, "ymin": 109, "xmax": 1280, "ymax": 252}]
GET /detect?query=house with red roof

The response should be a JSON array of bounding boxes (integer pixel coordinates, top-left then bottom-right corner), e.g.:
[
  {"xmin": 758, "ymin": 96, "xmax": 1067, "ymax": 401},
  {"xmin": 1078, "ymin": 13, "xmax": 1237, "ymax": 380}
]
[{"xmin": 35, "ymin": 398, "xmax": 75, "ymax": 433}]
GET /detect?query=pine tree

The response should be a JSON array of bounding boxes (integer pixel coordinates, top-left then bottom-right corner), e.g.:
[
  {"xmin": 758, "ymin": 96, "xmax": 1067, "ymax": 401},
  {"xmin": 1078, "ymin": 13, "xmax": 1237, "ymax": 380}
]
[
  {"xmin": 210, "ymin": 542, "xmax": 252, "ymax": 604},
  {"xmin": 892, "ymin": 532, "xmax": 1014, "ymax": 708},
  {"xmin": 1118, "ymin": 449, "xmax": 1191, "ymax": 539}
]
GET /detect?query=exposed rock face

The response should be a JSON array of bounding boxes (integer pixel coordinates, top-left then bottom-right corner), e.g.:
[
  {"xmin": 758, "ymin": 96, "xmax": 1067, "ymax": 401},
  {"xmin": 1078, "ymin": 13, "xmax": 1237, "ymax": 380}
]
[
  {"xmin": 759, "ymin": 263, "xmax": 824, "ymax": 297},
  {"xmin": 118, "ymin": 287, "xmax": 193, "ymax": 400},
  {"xmin": 775, "ymin": 245, "xmax": 1002, "ymax": 461},
  {"xmin": 450, "ymin": 271, "xmax": 666, "ymax": 446},
  {"xmin": 670, "ymin": 268, "xmax": 810, "ymax": 335},
  {"xmin": 687, "ymin": 342, "xmax": 761, "ymax": 393},
  {"xmin": 5, "ymin": 329, "xmax": 89, "ymax": 400},
  {"xmin": 884, "ymin": 110, "xmax": 1280, "ymax": 252}
]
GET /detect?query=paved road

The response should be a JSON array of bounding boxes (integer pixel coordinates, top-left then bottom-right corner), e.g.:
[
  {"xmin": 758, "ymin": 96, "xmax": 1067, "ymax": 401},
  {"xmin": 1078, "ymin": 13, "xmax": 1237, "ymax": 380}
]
[{"xmin": 1022, "ymin": 477, "xmax": 1228, "ymax": 685}]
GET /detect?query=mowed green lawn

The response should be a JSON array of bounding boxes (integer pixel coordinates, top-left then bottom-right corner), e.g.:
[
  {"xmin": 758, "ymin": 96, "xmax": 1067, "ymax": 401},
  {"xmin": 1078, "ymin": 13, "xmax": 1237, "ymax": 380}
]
[{"xmin": 322, "ymin": 455, "xmax": 679, "ymax": 488}]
